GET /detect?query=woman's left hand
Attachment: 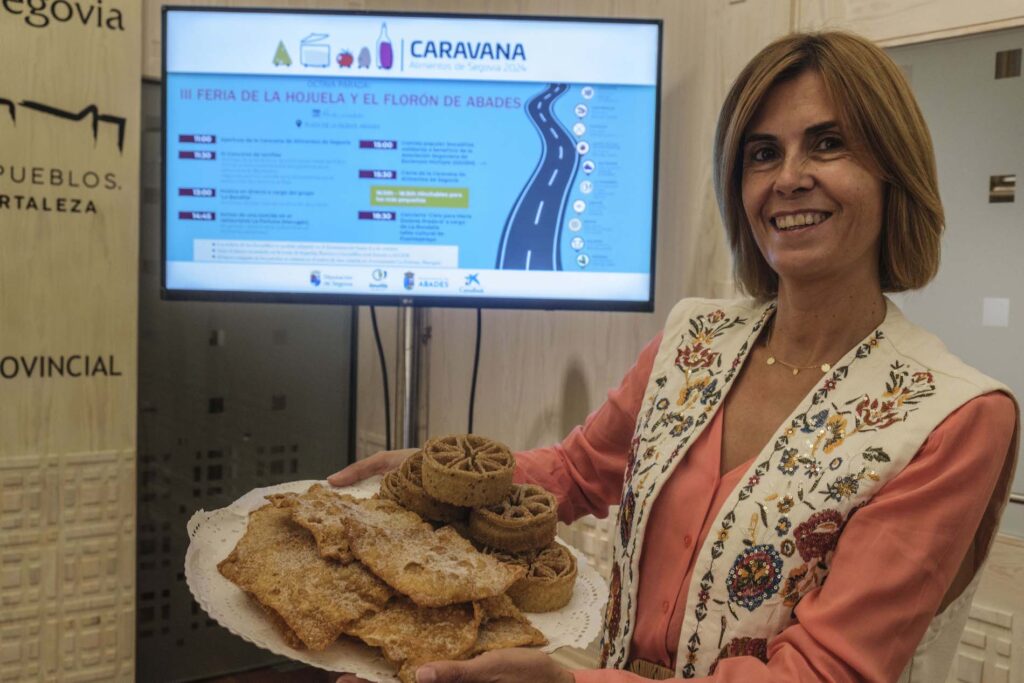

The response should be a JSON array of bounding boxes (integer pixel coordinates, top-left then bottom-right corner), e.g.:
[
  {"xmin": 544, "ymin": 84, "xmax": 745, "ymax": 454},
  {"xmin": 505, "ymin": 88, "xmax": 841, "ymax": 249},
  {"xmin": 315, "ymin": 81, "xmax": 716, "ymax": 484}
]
[{"xmin": 412, "ymin": 649, "xmax": 574, "ymax": 683}]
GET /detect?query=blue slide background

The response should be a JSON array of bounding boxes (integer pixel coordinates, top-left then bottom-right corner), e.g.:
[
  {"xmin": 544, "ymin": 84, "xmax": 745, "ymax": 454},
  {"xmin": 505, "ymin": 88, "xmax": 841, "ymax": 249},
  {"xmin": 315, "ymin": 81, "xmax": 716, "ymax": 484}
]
[{"xmin": 166, "ymin": 73, "xmax": 656, "ymax": 273}]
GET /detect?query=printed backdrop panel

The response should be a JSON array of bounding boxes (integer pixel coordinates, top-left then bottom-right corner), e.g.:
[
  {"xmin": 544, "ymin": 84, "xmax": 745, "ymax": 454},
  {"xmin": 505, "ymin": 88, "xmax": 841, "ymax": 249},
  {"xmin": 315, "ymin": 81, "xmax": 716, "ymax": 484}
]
[
  {"xmin": 0, "ymin": 1, "xmax": 139, "ymax": 455},
  {"xmin": 0, "ymin": 2, "xmax": 140, "ymax": 681}
]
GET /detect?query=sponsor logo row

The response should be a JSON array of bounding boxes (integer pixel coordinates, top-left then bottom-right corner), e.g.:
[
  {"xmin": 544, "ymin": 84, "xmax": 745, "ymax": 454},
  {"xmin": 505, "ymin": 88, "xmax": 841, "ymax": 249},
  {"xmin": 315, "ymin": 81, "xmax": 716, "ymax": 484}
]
[{"xmin": 309, "ymin": 269, "xmax": 483, "ymax": 293}]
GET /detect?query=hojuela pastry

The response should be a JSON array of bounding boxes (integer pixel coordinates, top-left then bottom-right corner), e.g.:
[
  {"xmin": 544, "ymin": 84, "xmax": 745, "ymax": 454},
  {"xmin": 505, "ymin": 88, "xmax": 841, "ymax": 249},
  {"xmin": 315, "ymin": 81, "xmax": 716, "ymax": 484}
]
[
  {"xmin": 217, "ymin": 504, "xmax": 392, "ymax": 650},
  {"xmin": 468, "ymin": 483, "xmax": 558, "ymax": 552},
  {"xmin": 471, "ymin": 594, "xmax": 548, "ymax": 655},
  {"xmin": 346, "ymin": 598, "xmax": 482, "ymax": 683},
  {"xmin": 330, "ymin": 494, "xmax": 525, "ymax": 607},
  {"xmin": 421, "ymin": 434, "xmax": 515, "ymax": 507},
  {"xmin": 486, "ymin": 541, "xmax": 578, "ymax": 613},
  {"xmin": 267, "ymin": 486, "xmax": 361, "ymax": 564},
  {"xmin": 254, "ymin": 598, "xmax": 305, "ymax": 650},
  {"xmin": 396, "ymin": 451, "xmax": 468, "ymax": 523},
  {"xmin": 214, "ymin": 481, "xmax": 564, "ymax": 679}
]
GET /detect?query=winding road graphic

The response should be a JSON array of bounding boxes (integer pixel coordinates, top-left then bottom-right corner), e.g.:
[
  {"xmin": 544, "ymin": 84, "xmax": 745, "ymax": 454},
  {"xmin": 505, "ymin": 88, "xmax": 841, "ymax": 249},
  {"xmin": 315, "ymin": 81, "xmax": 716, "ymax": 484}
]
[{"xmin": 495, "ymin": 84, "xmax": 579, "ymax": 271}]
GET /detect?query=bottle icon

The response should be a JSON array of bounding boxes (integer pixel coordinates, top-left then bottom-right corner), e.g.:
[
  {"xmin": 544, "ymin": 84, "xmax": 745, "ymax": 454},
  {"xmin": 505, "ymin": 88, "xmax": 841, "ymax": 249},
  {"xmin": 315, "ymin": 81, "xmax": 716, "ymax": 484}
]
[{"xmin": 377, "ymin": 23, "xmax": 393, "ymax": 70}]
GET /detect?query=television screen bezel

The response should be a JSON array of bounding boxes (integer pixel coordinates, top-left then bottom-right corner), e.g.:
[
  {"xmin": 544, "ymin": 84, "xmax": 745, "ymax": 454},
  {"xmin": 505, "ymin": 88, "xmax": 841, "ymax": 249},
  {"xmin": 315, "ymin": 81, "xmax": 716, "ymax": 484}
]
[{"xmin": 161, "ymin": 5, "xmax": 662, "ymax": 312}]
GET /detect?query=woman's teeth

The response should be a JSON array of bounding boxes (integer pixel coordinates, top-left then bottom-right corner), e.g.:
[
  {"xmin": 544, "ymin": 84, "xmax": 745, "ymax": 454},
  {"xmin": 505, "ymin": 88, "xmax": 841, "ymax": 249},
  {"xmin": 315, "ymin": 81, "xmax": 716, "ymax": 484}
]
[{"xmin": 773, "ymin": 212, "xmax": 831, "ymax": 230}]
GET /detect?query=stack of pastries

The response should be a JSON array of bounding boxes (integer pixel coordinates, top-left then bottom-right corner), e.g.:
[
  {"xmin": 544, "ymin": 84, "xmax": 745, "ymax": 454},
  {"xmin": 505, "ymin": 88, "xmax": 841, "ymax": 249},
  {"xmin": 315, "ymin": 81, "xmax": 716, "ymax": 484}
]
[
  {"xmin": 383, "ymin": 435, "xmax": 577, "ymax": 614},
  {"xmin": 217, "ymin": 434, "xmax": 577, "ymax": 683}
]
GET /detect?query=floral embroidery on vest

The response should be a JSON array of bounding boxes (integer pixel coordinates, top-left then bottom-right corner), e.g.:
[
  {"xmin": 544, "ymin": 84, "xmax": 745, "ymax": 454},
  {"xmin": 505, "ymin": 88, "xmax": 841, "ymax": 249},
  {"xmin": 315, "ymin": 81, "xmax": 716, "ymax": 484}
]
[
  {"xmin": 709, "ymin": 637, "xmax": 769, "ymax": 673},
  {"xmin": 679, "ymin": 339, "xmax": 939, "ymax": 677},
  {"xmin": 599, "ymin": 298, "xmax": 997, "ymax": 678},
  {"xmin": 601, "ymin": 303, "xmax": 774, "ymax": 668},
  {"xmin": 600, "ymin": 563, "xmax": 623, "ymax": 666}
]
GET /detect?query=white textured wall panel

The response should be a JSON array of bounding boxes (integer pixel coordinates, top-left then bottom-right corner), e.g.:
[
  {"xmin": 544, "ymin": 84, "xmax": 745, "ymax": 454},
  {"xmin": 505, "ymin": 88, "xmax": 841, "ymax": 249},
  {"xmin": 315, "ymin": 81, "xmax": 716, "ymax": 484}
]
[{"xmin": 0, "ymin": 451, "xmax": 135, "ymax": 683}]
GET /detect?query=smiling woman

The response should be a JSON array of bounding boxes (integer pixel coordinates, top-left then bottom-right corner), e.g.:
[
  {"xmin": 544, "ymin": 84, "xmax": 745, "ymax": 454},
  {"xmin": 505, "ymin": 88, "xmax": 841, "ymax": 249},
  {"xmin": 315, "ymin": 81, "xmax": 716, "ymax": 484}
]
[
  {"xmin": 714, "ymin": 32, "xmax": 944, "ymax": 299},
  {"xmin": 740, "ymin": 70, "xmax": 886, "ymax": 294},
  {"xmin": 329, "ymin": 31, "xmax": 1019, "ymax": 683}
]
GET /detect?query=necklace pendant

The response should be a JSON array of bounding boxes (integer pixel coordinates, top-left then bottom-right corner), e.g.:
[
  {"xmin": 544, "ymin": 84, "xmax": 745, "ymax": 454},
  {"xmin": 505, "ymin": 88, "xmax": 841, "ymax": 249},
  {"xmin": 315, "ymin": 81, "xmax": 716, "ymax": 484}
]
[
  {"xmin": 766, "ymin": 356, "xmax": 776, "ymax": 366},
  {"xmin": 792, "ymin": 368, "xmax": 799, "ymax": 376},
  {"xmin": 821, "ymin": 363, "xmax": 831, "ymax": 373}
]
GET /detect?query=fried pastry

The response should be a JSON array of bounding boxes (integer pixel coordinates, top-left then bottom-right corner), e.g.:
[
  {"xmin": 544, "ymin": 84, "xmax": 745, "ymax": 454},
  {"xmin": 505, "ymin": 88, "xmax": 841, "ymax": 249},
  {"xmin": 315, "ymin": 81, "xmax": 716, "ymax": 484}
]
[
  {"xmin": 267, "ymin": 486, "xmax": 357, "ymax": 564},
  {"xmin": 396, "ymin": 451, "xmax": 468, "ymax": 523},
  {"xmin": 468, "ymin": 483, "xmax": 558, "ymax": 552},
  {"xmin": 470, "ymin": 594, "xmax": 548, "ymax": 655},
  {"xmin": 378, "ymin": 470, "xmax": 404, "ymax": 504},
  {"xmin": 330, "ymin": 495, "xmax": 525, "ymax": 607},
  {"xmin": 217, "ymin": 504, "xmax": 392, "ymax": 650},
  {"xmin": 346, "ymin": 597, "xmax": 482, "ymax": 683},
  {"xmin": 254, "ymin": 597, "xmax": 305, "ymax": 650},
  {"xmin": 421, "ymin": 434, "xmax": 515, "ymax": 507},
  {"xmin": 486, "ymin": 541, "xmax": 578, "ymax": 612}
]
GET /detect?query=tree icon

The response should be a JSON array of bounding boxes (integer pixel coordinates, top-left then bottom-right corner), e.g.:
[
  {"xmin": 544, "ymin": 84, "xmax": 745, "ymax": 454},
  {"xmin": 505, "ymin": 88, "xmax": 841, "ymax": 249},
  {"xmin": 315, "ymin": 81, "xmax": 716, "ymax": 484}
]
[{"xmin": 273, "ymin": 41, "xmax": 292, "ymax": 67}]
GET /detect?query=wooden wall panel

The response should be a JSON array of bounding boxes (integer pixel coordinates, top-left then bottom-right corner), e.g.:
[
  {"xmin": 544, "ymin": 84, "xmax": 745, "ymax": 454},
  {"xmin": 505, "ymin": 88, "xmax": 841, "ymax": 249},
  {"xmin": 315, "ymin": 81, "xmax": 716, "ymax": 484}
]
[
  {"xmin": 0, "ymin": 12, "xmax": 140, "ymax": 457},
  {"xmin": 0, "ymin": 2, "xmax": 140, "ymax": 680}
]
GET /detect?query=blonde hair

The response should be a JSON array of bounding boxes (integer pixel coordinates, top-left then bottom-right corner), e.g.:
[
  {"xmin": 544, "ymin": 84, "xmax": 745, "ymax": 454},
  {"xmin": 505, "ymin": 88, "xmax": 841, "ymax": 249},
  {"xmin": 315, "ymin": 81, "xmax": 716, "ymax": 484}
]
[{"xmin": 713, "ymin": 31, "xmax": 944, "ymax": 299}]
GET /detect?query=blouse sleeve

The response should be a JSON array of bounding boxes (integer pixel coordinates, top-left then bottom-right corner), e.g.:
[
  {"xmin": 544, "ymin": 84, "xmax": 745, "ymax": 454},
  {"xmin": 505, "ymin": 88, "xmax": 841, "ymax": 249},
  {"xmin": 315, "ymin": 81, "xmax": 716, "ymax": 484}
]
[
  {"xmin": 571, "ymin": 390, "xmax": 1018, "ymax": 683},
  {"xmin": 513, "ymin": 333, "xmax": 663, "ymax": 525}
]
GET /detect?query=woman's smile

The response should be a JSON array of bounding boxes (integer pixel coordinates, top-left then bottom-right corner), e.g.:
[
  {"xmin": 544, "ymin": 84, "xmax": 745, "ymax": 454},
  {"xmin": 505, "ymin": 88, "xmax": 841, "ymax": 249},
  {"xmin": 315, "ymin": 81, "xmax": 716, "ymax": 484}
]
[{"xmin": 770, "ymin": 211, "xmax": 833, "ymax": 231}]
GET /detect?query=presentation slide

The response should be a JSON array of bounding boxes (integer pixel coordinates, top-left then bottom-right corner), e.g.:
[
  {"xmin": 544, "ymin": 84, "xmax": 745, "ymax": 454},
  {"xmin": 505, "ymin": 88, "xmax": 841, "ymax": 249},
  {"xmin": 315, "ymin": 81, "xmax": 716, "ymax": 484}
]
[{"xmin": 164, "ymin": 11, "xmax": 659, "ymax": 304}]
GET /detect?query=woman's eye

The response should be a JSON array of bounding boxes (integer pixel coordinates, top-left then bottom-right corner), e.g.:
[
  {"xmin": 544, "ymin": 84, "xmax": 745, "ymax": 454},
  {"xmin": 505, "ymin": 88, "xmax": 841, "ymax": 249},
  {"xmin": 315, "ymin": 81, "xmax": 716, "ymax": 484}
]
[
  {"xmin": 748, "ymin": 147, "xmax": 777, "ymax": 163},
  {"xmin": 816, "ymin": 135, "xmax": 844, "ymax": 152}
]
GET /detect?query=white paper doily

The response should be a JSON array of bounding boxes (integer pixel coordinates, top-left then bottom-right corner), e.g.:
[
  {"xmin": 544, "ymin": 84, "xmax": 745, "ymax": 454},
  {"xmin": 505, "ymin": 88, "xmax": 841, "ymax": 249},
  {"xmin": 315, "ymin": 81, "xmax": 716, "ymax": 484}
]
[{"xmin": 185, "ymin": 478, "xmax": 608, "ymax": 681}]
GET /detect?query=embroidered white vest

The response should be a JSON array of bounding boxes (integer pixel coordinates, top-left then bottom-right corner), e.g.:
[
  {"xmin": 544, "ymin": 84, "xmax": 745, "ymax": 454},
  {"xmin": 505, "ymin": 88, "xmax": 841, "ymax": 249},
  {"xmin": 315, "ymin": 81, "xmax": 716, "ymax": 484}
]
[{"xmin": 599, "ymin": 297, "xmax": 1014, "ymax": 679}]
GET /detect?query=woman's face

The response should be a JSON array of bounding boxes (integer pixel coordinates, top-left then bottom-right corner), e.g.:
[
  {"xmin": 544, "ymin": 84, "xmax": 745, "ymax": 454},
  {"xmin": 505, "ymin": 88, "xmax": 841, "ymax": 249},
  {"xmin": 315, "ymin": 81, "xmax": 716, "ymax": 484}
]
[{"xmin": 741, "ymin": 70, "xmax": 885, "ymax": 291}]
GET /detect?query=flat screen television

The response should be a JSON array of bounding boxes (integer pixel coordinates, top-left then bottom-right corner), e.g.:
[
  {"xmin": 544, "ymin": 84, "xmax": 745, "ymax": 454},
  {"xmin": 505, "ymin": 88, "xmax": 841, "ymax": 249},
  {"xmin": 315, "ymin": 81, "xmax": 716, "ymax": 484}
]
[{"xmin": 162, "ymin": 7, "xmax": 662, "ymax": 311}]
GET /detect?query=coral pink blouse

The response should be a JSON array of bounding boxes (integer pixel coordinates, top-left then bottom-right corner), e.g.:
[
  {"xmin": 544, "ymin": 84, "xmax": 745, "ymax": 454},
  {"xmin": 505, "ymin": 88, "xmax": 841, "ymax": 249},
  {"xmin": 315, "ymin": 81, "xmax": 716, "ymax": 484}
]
[{"xmin": 513, "ymin": 333, "xmax": 1016, "ymax": 682}]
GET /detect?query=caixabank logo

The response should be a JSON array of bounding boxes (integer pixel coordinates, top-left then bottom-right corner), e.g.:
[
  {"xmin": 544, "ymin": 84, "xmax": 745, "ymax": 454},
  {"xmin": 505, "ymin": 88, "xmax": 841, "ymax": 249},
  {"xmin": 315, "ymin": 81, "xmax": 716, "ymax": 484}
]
[{"xmin": 0, "ymin": 0, "xmax": 125, "ymax": 30}]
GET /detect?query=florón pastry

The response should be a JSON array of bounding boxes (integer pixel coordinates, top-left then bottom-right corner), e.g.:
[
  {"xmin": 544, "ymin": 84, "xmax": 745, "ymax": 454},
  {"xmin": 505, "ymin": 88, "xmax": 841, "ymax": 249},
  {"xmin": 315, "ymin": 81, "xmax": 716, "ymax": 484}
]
[
  {"xmin": 396, "ymin": 451, "xmax": 468, "ymax": 523},
  {"xmin": 421, "ymin": 434, "xmax": 515, "ymax": 507},
  {"xmin": 468, "ymin": 483, "xmax": 557, "ymax": 552},
  {"xmin": 378, "ymin": 469, "xmax": 404, "ymax": 504},
  {"xmin": 487, "ymin": 541, "xmax": 578, "ymax": 613}
]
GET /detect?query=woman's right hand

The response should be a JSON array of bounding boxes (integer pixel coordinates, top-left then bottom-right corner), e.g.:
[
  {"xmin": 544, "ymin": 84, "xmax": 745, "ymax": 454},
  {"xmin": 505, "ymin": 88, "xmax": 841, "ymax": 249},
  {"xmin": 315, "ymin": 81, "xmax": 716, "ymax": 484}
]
[{"xmin": 326, "ymin": 448, "xmax": 418, "ymax": 487}]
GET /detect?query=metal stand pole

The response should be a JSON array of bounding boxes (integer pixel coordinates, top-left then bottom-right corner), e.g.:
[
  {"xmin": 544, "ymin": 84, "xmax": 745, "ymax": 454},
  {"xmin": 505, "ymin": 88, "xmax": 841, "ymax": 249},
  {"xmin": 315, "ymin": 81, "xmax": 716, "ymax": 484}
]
[{"xmin": 398, "ymin": 305, "xmax": 422, "ymax": 448}]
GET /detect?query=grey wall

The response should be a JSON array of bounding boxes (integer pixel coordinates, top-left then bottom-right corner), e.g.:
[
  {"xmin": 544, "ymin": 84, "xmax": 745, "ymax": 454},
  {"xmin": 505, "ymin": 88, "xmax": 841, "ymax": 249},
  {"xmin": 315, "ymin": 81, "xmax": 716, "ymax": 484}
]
[{"xmin": 887, "ymin": 30, "xmax": 1023, "ymax": 537}]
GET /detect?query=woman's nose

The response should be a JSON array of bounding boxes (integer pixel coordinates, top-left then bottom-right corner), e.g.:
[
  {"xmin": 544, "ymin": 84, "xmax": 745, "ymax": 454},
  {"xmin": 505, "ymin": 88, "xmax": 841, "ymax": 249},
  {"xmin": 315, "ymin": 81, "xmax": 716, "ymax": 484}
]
[{"xmin": 773, "ymin": 155, "xmax": 814, "ymax": 195}]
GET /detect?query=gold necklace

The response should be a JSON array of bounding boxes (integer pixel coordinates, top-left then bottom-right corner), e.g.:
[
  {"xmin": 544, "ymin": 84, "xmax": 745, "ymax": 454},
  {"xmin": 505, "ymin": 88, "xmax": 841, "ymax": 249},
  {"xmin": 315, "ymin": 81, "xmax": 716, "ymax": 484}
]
[{"xmin": 764, "ymin": 320, "xmax": 832, "ymax": 376}]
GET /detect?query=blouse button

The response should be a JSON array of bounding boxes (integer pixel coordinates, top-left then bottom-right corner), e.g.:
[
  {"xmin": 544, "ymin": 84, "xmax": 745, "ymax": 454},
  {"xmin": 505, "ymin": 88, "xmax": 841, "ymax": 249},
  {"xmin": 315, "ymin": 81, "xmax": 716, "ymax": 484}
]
[
  {"xmin": 661, "ymin": 600, "xmax": 671, "ymax": 614},
  {"xmin": 682, "ymin": 534, "xmax": 693, "ymax": 547}
]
